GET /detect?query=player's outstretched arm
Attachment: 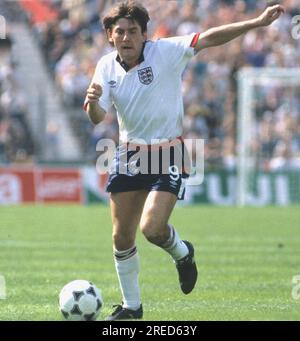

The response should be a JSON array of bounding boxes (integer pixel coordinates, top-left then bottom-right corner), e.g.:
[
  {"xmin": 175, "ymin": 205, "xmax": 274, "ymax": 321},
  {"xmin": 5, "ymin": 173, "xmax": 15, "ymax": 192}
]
[
  {"xmin": 85, "ymin": 83, "xmax": 106, "ymax": 125},
  {"xmin": 194, "ymin": 5, "xmax": 285, "ymax": 52}
]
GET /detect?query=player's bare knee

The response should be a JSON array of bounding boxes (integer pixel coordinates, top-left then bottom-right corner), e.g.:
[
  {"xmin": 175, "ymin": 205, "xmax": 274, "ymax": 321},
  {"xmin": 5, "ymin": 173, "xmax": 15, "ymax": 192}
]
[
  {"xmin": 140, "ymin": 222, "xmax": 169, "ymax": 246},
  {"xmin": 112, "ymin": 231, "xmax": 135, "ymax": 251}
]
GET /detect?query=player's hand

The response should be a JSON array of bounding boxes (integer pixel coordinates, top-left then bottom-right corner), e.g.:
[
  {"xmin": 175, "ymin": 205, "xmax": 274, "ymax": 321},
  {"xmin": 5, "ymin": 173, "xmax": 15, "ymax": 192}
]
[
  {"xmin": 258, "ymin": 5, "xmax": 285, "ymax": 26},
  {"xmin": 86, "ymin": 83, "xmax": 102, "ymax": 104}
]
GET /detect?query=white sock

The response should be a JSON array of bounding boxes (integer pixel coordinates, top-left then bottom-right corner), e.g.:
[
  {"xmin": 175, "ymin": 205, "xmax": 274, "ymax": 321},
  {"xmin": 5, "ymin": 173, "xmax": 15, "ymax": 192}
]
[
  {"xmin": 161, "ymin": 224, "xmax": 189, "ymax": 261},
  {"xmin": 114, "ymin": 245, "xmax": 141, "ymax": 310}
]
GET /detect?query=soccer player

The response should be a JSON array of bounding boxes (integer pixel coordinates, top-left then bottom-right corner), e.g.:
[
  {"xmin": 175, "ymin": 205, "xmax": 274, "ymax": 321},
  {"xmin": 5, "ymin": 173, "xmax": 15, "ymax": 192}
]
[{"xmin": 84, "ymin": 1, "xmax": 284, "ymax": 320}]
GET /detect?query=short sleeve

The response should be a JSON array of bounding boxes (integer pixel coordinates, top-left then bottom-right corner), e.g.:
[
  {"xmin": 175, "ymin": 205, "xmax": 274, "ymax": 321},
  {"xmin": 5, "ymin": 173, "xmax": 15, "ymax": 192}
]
[
  {"xmin": 83, "ymin": 57, "xmax": 112, "ymax": 112},
  {"xmin": 156, "ymin": 33, "xmax": 197, "ymax": 71}
]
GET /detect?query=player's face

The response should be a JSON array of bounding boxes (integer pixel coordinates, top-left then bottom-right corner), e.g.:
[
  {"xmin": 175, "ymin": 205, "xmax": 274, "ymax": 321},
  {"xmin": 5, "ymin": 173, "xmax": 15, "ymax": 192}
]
[{"xmin": 109, "ymin": 18, "xmax": 147, "ymax": 68}]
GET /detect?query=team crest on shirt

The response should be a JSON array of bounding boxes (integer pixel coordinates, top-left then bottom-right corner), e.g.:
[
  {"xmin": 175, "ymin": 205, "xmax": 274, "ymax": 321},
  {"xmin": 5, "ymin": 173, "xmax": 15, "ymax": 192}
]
[{"xmin": 138, "ymin": 67, "xmax": 153, "ymax": 85}]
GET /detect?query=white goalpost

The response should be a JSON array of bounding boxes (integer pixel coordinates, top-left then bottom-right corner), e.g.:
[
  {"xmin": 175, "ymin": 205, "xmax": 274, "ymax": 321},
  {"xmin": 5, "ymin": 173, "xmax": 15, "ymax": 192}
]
[{"xmin": 237, "ymin": 67, "xmax": 300, "ymax": 206}]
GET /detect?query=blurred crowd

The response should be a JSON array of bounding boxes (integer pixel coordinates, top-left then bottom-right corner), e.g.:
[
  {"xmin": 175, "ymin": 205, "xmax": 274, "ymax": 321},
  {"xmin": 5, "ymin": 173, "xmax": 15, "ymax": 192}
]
[
  {"xmin": 253, "ymin": 84, "xmax": 300, "ymax": 171},
  {"xmin": 0, "ymin": 38, "xmax": 34, "ymax": 164},
  {"xmin": 1, "ymin": 0, "xmax": 300, "ymax": 170},
  {"xmin": 0, "ymin": 1, "xmax": 35, "ymax": 163}
]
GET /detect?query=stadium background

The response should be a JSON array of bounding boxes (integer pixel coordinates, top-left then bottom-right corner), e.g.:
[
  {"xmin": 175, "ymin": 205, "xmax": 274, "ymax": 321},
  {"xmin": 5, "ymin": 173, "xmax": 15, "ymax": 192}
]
[
  {"xmin": 0, "ymin": 0, "xmax": 299, "ymax": 205},
  {"xmin": 0, "ymin": 0, "xmax": 300, "ymax": 321}
]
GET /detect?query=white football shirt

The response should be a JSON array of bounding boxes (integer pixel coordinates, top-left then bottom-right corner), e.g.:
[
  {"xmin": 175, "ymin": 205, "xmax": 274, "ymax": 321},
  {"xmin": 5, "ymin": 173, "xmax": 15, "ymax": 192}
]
[{"xmin": 87, "ymin": 33, "xmax": 197, "ymax": 144}]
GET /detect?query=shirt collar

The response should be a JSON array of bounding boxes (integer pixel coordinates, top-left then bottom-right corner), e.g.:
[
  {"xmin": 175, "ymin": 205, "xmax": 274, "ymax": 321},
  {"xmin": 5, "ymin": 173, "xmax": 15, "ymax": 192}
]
[{"xmin": 116, "ymin": 42, "xmax": 146, "ymax": 72}]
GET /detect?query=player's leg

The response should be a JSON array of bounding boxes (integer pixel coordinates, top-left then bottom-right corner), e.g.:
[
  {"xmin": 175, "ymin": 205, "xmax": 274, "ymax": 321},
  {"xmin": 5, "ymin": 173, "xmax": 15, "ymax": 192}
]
[
  {"xmin": 107, "ymin": 190, "xmax": 148, "ymax": 320},
  {"xmin": 140, "ymin": 190, "xmax": 197, "ymax": 294},
  {"xmin": 140, "ymin": 190, "xmax": 188, "ymax": 256},
  {"xmin": 110, "ymin": 190, "xmax": 148, "ymax": 250}
]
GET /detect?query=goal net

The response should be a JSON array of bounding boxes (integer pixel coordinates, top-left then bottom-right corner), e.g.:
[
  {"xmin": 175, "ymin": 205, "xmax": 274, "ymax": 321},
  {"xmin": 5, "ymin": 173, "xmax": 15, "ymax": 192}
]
[{"xmin": 237, "ymin": 67, "xmax": 300, "ymax": 206}]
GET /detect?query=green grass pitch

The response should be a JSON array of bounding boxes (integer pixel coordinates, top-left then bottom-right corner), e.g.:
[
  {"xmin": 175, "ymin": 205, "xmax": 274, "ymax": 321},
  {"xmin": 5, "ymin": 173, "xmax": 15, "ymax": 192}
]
[{"xmin": 0, "ymin": 205, "xmax": 299, "ymax": 321}]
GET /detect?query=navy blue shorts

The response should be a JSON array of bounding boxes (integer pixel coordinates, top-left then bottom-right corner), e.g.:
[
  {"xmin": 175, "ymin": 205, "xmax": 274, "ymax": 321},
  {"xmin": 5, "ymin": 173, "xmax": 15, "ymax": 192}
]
[{"xmin": 106, "ymin": 140, "xmax": 190, "ymax": 200}]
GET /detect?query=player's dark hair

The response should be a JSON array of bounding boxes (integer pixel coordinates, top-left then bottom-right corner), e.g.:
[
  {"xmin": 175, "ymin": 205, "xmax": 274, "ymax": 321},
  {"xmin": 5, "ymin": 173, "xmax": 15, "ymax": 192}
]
[{"xmin": 103, "ymin": 0, "xmax": 150, "ymax": 34}]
